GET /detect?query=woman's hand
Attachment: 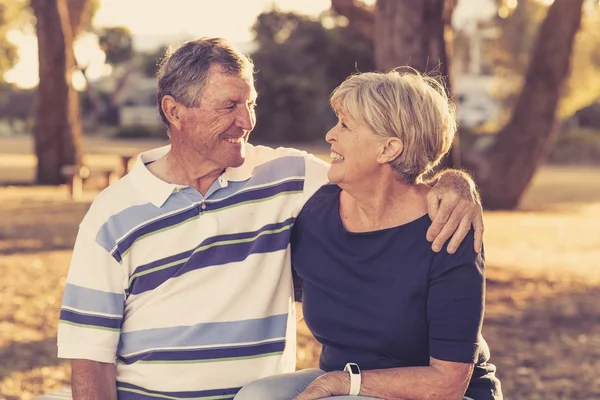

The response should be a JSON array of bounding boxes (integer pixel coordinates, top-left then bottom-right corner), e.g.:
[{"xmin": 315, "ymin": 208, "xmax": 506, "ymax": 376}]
[
  {"xmin": 426, "ymin": 170, "xmax": 484, "ymax": 254},
  {"xmin": 292, "ymin": 371, "xmax": 348, "ymax": 400}
]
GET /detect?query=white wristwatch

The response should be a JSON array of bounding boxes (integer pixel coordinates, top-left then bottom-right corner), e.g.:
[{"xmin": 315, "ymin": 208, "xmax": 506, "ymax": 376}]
[{"xmin": 344, "ymin": 362, "xmax": 361, "ymax": 396}]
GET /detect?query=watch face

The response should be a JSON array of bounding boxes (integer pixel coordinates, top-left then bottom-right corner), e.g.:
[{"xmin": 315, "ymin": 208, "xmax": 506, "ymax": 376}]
[{"xmin": 349, "ymin": 364, "xmax": 360, "ymax": 374}]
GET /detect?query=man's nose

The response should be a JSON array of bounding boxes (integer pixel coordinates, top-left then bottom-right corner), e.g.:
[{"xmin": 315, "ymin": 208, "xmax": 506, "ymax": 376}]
[{"xmin": 236, "ymin": 106, "xmax": 255, "ymax": 131}]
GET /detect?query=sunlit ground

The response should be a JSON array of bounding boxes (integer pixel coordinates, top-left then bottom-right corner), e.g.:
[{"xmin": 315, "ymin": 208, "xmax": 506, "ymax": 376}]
[{"xmin": 1, "ymin": 137, "xmax": 599, "ymax": 399}]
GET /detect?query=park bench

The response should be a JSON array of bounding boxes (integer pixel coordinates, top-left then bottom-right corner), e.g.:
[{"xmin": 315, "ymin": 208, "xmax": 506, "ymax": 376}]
[
  {"xmin": 60, "ymin": 154, "xmax": 135, "ymax": 201},
  {"xmin": 60, "ymin": 164, "xmax": 120, "ymax": 201}
]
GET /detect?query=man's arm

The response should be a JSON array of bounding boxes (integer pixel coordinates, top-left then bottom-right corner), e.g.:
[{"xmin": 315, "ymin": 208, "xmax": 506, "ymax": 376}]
[
  {"xmin": 424, "ymin": 169, "xmax": 484, "ymax": 254},
  {"xmin": 72, "ymin": 360, "xmax": 117, "ymax": 400},
  {"xmin": 58, "ymin": 211, "xmax": 126, "ymax": 399}
]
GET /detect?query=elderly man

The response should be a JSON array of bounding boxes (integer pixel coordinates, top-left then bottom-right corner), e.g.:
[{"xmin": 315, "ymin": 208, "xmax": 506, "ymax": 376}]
[{"xmin": 58, "ymin": 38, "xmax": 484, "ymax": 400}]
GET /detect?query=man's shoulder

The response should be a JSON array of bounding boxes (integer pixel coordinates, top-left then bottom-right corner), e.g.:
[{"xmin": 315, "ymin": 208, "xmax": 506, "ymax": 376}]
[
  {"xmin": 79, "ymin": 176, "xmax": 141, "ymax": 232},
  {"xmin": 247, "ymin": 143, "xmax": 309, "ymax": 162}
]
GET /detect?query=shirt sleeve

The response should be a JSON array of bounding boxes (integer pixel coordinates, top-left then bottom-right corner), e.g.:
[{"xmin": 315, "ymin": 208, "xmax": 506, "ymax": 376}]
[
  {"xmin": 57, "ymin": 218, "xmax": 126, "ymax": 363},
  {"xmin": 292, "ymin": 266, "xmax": 303, "ymax": 303},
  {"xmin": 302, "ymin": 153, "xmax": 330, "ymax": 203},
  {"xmin": 427, "ymin": 230, "xmax": 485, "ymax": 364}
]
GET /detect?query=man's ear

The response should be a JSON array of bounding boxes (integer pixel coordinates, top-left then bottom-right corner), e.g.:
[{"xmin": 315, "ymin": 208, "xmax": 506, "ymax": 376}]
[
  {"xmin": 378, "ymin": 137, "xmax": 403, "ymax": 164},
  {"xmin": 161, "ymin": 95, "xmax": 184, "ymax": 130}
]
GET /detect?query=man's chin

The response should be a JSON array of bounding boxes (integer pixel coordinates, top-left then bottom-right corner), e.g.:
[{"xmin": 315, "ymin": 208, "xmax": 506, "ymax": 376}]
[{"xmin": 230, "ymin": 156, "xmax": 246, "ymax": 169}]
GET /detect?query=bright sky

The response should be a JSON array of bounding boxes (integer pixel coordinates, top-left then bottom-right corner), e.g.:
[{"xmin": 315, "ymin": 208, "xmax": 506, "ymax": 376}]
[{"xmin": 5, "ymin": 0, "xmax": 497, "ymax": 89}]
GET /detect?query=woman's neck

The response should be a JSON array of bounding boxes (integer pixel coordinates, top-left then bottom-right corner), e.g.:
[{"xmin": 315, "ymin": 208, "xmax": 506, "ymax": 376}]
[{"xmin": 339, "ymin": 173, "xmax": 430, "ymax": 233}]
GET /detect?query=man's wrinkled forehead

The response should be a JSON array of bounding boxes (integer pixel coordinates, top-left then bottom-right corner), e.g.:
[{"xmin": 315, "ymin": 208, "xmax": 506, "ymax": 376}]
[{"xmin": 204, "ymin": 67, "xmax": 256, "ymax": 95}]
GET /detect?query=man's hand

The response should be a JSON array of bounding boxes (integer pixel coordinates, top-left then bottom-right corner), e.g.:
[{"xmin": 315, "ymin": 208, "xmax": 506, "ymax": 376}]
[
  {"xmin": 292, "ymin": 371, "xmax": 348, "ymax": 400},
  {"xmin": 426, "ymin": 170, "xmax": 483, "ymax": 254}
]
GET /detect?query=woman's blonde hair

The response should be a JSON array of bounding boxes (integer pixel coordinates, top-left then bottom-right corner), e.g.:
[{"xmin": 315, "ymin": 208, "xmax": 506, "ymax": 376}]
[{"xmin": 330, "ymin": 69, "xmax": 457, "ymax": 183}]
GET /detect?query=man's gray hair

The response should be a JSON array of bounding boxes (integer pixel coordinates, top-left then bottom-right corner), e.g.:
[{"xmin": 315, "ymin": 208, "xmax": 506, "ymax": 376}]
[{"xmin": 156, "ymin": 37, "xmax": 254, "ymax": 128}]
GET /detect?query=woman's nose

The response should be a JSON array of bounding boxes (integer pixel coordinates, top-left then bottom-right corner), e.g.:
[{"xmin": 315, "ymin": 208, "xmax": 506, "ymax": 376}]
[{"xmin": 325, "ymin": 127, "xmax": 336, "ymax": 143}]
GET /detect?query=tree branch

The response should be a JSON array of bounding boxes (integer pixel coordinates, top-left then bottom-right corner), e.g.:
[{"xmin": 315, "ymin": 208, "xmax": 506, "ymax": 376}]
[
  {"xmin": 66, "ymin": 0, "xmax": 92, "ymax": 36},
  {"xmin": 331, "ymin": 0, "xmax": 375, "ymax": 41}
]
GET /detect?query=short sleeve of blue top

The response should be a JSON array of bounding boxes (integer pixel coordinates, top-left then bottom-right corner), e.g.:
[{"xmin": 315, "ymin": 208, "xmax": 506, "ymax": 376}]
[{"xmin": 291, "ymin": 185, "xmax": 502, "ymax": 400}]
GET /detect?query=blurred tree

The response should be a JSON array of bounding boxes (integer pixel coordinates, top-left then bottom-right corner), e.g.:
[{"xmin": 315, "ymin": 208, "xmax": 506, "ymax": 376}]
[
  {"xmin": 83, "ymin": 25, "xmax": 134, "ymax": 125},
  {"xmin": 475, "ymin": 0, "xmax": 586, "ymax": 209},
  {"xmin": 98, "ymin": 26, "xmax": 133, "ymax": 65},
  {"xmin": 30, "ymin": 0, "xmax": 93, "ymax": 184},
  {"xmin": 487, "ymin": 0, "xmax": 600, "ymax": 121},
  {"xmin": 332, "ymin": 0, "xmax": 585, "ymax": 209},
  {"xmin": 0, "ymin": 0, "xmax": 29, "ymax": 83},
  {"xmin": 0, "ymin": 83, "xmax": 35, "ymax": 133},
  {"xmin": 332, "ymin": 0, "xmax": 461, "ymax": 169},
  {"xmin": 250, "ymin": 9, "xmax": 373, "ymax": 143},
  {"xmin": 140, "ymin": 45, "xmax": 168, "ymax": 78}
]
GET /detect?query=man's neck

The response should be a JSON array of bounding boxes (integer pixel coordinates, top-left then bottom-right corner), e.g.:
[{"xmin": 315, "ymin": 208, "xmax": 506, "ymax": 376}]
[{"xmin": 148, "ymin": 145, "xmax": 223, "ymax": 196}]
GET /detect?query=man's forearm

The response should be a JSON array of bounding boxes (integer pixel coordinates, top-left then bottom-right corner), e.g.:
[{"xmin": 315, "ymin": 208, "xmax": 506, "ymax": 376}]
[{"xmin": 71, "ymin": 359, "xmax": 117, "ymax": 400}]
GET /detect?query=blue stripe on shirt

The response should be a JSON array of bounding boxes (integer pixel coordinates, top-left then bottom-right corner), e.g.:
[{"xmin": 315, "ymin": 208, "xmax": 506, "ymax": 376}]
[
  {"xmin": 60, "ymin": 308, "xmax": 122, "ymax": 331},
  {"xmin": 62, "ymin": 283, "xmax": 124, "ymax": 316},
  {"xmin": 127, "ymin": 218, "xmax": 294, "ymax": 296},
  {"xmin": 96, "ymin": 156, "xmax": 306, "ymax": 258},
  {"xmin": 118, "ymin": 340, "xmax": 285, "ymax": 364},
  {"xmin": 118, "ymin": 314, "xmax": 288, "ymax": 355},
  {"xmin": 101, "ymin": 179, "xmax": 302, "ymax": 264},
  {"xmin": 130, "ymin": 217, "xmax": 295, "ymax": 278}
]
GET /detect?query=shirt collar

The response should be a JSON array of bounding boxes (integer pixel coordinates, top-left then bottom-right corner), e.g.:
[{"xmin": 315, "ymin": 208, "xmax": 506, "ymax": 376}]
[
  {"xmin": 130, "ymin": 145, "xmax": 181, "ymax": 208},
  {"xmin": 223, "ymin": 146, "xmax": 256, "ymax": 182},
  {"xmin": 131, "ymin": 144, "xmax": 257, "ymax": 207}
]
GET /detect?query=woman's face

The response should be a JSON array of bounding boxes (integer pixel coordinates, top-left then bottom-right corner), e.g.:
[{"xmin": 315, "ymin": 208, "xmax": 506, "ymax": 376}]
[{"xmin": 325, "ymin": 107, "xmax": 384, "ymax": 187}]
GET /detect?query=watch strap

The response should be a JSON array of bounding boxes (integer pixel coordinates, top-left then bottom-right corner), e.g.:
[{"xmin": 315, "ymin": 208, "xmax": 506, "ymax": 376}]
[{"xmin": 344, "ymin": 363, "xmax": 361, "ymax": 396}]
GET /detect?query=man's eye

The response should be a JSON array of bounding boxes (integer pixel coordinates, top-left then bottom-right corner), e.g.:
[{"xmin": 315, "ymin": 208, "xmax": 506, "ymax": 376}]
[
  {"xmin": 341, "ymin": 122, "xmax": 348, "ymax": 129},
  {"xmin": 226, "ymin": 104, "xmax": 236, "ymax": 110}
]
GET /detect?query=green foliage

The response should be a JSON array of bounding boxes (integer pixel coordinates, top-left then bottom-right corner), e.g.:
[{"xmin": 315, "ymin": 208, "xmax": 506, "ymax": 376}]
[
  {"xmin": 575, "ymin": 101, "xmax": 600, "ymax": 129},
  {"xmin": 0, "ymin": 83, "xmax": 34, "ymax": 121},
  {"xmin": 97, "ymin": 26, "xmax": 133, "ymax": 66},
  {"xmin": 0, "ymin": 0, "xmax": 28, "ymax": 82},
  {"xmin": 250, "ymin": 10, "xmax": 374, "ymax": 143},
  {"xmin": 549, "ymin": 127, "xmax": 600, "ymax": 165},
  {"xmin": 114, "ymin": 124, "xmax": 167, "ymax": 139},
  {"xmin": 140, "ymin": 45, "xmax": 168, "ymax": 78}
]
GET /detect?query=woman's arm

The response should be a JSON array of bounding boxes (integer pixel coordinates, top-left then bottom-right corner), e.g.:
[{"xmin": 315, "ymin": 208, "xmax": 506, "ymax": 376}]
[{"xmin": 293, "ymin": 358, "xmax": 473, "ymax": 400}]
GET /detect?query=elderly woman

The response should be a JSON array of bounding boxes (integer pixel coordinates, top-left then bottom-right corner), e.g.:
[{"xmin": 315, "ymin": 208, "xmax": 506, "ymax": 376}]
[{"xmin": 234, "ymin": 70, "xmax": 502, "ymax": 400}]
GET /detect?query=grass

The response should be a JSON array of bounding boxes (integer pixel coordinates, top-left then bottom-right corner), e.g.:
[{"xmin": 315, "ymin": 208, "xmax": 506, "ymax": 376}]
[{"xmin": 1, "ymin": 142, "xmax": 600, "ymax": 399}]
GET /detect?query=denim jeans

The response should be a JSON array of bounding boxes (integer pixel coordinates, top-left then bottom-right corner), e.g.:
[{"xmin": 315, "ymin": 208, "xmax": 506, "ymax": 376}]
[{"xmin": 234, "ymin": 368, "xmax": 476, "ymax": 400}]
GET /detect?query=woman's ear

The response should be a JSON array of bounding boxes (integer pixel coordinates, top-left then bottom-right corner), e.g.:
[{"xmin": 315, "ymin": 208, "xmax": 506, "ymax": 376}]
[
  {"xmin": 378, "ymin": 138, "xmax": 403, "ymax": 164},
  {"xmin": 161, "ymin": 95, "xmax": 184, "ymax": 130}
]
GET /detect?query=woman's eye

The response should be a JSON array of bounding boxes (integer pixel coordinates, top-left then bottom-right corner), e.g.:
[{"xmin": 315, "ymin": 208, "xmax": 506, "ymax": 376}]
[{"xmin": 341, "ymin": 122, "xmax": 348, "ymax": 129}]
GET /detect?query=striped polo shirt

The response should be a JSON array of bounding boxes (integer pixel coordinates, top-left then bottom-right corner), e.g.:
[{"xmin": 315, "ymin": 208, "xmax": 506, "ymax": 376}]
[{"xmin": 57, "ymin": 144, "xmax": 329, "ymax": 399}]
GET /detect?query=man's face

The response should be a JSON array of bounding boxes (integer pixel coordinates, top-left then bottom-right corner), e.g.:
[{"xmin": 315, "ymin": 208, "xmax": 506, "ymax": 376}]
[{"xmin": 177, "ymin": 65, "xmax": 257, "ymax": 170}]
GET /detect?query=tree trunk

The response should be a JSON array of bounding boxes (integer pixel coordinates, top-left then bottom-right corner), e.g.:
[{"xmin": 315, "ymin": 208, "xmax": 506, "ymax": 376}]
[
  {"xmin": 375, "ymin": 0, "xmax": 460, "ymax": 168},
  {"xmin": 477, "ymin": 0, "xmax": 585, "ymax": 209},
  {"xmin": 31, "ymin": 0, "xmax": 84, "ymax": 184}
]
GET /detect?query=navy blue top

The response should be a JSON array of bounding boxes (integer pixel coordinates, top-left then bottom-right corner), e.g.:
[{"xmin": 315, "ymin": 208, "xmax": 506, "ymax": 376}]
[{"xmin": 291, "ymin": 185, "xmax": 502, "ymax": 400}]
